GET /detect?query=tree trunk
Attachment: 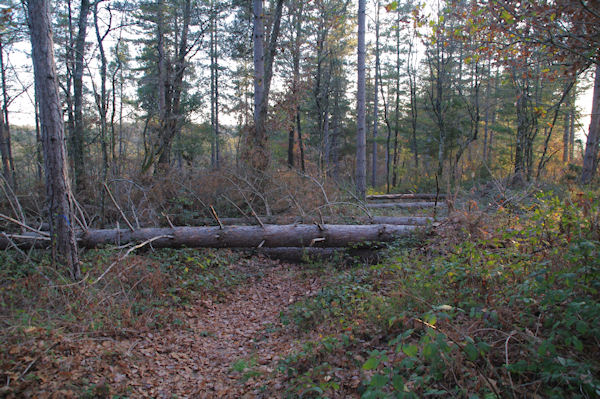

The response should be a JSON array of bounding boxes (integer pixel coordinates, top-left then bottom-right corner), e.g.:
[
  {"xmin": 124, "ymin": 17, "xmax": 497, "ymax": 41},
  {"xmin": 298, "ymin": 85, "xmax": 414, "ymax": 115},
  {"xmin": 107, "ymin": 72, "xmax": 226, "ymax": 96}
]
[
  {"xmin": 247, "ymin": 0, "xmax": 284, "ymax": 171},
  {"xmin": 27, "ymin": 0, "xmax": 80, "ymax": 279},
  {"xmin": 176, "ymin": 215, "xmax": 436, "ymax": 226},
  {"xmin": 367, "ymin": 202, "xmax": 447, "ymax": 209},
  {"xmin": 71, "ymin": 0, "xmax": 90, "ymax": 192},
  {"xmin": 0, "ymin": 224, "xmax": 417, "ymax": 250},
  {"xmin": 93, "ymin": 1, "xmax": 110, "ymax": 225},
  {"xmin": 392, "ymin": 5, "xmax": 402, "ymax": 187},
  {"xmin": 210, "ymin": 0, "xmax": 220, "ymax": 169},
  {"xmin": 367, "ymin": 193, "xmax": 446, "ymax": 200},
  {"xmin": 0, "ymin": 40, "xmax": 15, "ymax": 188},
  {"xmin": 408, "ymin": 24, "xmax": 418, "ymax": 169},
  {"xmin": 371, "ymin": 1, "xmax": 380, "ymax": 188},
  {"xmin": 356, "ymin": 0, "xmax": 367, "ymax": 199},
  {"xmin": 581, "ymin": 63, "xmax": 600, "ymax": 184}
]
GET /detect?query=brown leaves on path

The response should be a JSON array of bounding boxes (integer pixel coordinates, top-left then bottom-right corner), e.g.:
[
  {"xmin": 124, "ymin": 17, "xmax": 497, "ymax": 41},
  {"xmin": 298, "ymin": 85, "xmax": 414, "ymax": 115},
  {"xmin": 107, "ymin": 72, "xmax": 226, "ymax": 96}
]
[{"xmin": 1, "ymin": 259, "xmax": 321, "ymax": 398}]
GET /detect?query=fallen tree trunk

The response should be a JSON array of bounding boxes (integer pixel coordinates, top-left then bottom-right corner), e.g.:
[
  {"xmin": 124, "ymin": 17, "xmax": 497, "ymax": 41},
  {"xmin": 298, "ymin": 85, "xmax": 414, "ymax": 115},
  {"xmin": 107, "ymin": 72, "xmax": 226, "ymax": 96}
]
[
  {"xmin": 367, "ymin": 202, "xmax": 447, "ymax": 209},
  {"xmin": 0, "ymin": 224, "xmax": 417, "ymax": 250},
  {"xmin": 367, "ymin": 193, "xmax": 446, "ymax": 200},
  {"xmin": 249, "ymin": 247, "xmax": 381, "ymax": 263},
  {"xmin": 177, "ymin": 215, "xmax": 435, "ymax": 226}
]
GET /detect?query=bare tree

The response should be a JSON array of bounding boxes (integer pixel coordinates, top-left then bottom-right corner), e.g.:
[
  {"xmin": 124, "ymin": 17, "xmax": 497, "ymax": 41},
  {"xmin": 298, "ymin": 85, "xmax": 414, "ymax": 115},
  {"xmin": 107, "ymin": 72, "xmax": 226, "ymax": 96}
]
[
  {"xmin": 356, "ymin": 0, "xmax": 366, "ymax": 199},
  {"xmin": 71, "ymin": 0, "xmax": 90, "ymax": 192},
  {"xmin": 246, "ymin": 0, "xmax": 284, "ymax": 170},
  {"xmin": 370, "ymin": 0, "xmax": 380, "ymax": 188},
  {"xmin": 27, "ymin": 0, "xmax": 80, "ymax": 279}
]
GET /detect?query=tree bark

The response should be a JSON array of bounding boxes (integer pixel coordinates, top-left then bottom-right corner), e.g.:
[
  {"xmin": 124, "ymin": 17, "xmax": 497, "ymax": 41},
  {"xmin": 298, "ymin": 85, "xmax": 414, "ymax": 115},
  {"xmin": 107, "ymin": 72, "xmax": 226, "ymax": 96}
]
[
  {"xmin": 175, "ymin": 215, "xmax": 436, "ymax": 226},
  {"xmin": 71, "ymin": 0, "xmax": 90, "ymax": 192},
  {"xmin": 367, "ymin": 202, "xmax": 447, "ymax": 209},
  {"xmin": 367, "ymin": 193, "xmax": 447, "ymax": 200},
  {"xmin": 371, "ymin": 1, "xmax": 380, "ymax": 188},
  {"xmin": 27, "ymin": 0, "xmax": 80, "ymax": 279},
  {"xmin": 0, "ymin": 39, "xmax": 15, "ymax": 188},
  {"xmin": 0, "ymin": 224, "xmax": 417, "ymax": 250},
  {"xmin": 247, "ymin": 0, "xmax": 284, "ymax": 171},
  {"xmin": 581, "ymin": 63, "xmax": 600, "ymax": 184},
  {"xmin": 356, "ymin": 0, "xmax": 367, "ymax": 199}
]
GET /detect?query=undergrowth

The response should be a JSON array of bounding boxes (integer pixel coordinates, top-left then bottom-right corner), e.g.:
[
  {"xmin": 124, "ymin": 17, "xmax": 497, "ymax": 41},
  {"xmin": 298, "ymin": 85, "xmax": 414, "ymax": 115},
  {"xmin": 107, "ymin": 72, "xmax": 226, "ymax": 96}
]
[
  {"xmin": 278, "ymin": 190, "xmax": 600, "ymax": 398},
  {"xmin": 0, "ymin": 246, "xmax": 247, "ymax": 391}
]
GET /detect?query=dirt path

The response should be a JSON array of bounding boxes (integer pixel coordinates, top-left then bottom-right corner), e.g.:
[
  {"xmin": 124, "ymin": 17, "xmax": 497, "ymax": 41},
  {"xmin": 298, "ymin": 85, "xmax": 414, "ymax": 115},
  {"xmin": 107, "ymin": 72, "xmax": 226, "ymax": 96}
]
[
  {"xmin": 3, "ymin": 259, "xmax": 324, "ymax": 398},
  {"xmin": 93, "ymin": 261, "xmax": 319, "ymax": 398}
]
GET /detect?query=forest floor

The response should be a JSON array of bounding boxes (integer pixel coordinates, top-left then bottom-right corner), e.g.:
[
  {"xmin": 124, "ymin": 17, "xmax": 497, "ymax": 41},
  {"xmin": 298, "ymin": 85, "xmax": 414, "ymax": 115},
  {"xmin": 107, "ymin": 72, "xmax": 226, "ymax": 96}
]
[
  {"xmin": 1, "ymin": 189, "xmax": 600, "ymax": 398},
  {"xmin": 1, "ymin": 257, "xmax": 334, "ymax": 398}
]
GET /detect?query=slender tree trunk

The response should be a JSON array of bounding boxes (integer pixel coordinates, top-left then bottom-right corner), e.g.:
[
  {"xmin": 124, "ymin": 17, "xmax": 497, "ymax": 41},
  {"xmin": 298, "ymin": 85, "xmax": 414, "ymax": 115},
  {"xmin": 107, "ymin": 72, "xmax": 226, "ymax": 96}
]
[
  {"xmin": 210, "ymin": 0, "xmax": 220, "ymax": 169},
  {"xmin": 563, "ymin": 89, "xmax": 572, "ymax": 164},
  {"xmin": 0, "ymin": 40, "xmax": 15, "ymax": 188},
  {"xmin": 287, "ymin": 7, "xmax": 303, "ymax": 169},
  {"xmin": 581, "ymin": 63, "xmax": 600, "ymax": 184},
  {"xmin": 380, "ymin": 82, "xmax": 392, "ymax": 193},
  {"xmin": 248, "ymin": 0, "xmax": 284, "ymax": 170},
  {"xmin": 569, "ymin": 102, "xmax": 575, "ymax": 162},
  {"xmin": 371, "ymin": 1, "xmax": 380, "ymax": 188},
  {"xmin": 34, "ymin": 85, "xmax": 43, "ymax": 182},
  {"xmin": 356, "ymin": 0, "xmax": 367, "ymax": 199},
  {"xmin": 297, "ymin": 111, "xmax": 305, "ymax": 172},
  {"xmin": 27, "ymin": 0, "xmax": 80, "ymax": 279},
  {"xmin": 408, "ymin": 29, "xmax": 418, "ymax": 169},
  {"xmin": 94, "ymin": 2, "xmax": 110, "ymax": 225},
  {"xmin": 392, "ymin": 6, "xmax": 401, "ymax": 187},
  {"xmin": 71, "ymin": 0, "xmax": 90, "ymax": 192},
  {"xmin": 483, "ymin": 58, "xmax": 491, "ymax": 163}
]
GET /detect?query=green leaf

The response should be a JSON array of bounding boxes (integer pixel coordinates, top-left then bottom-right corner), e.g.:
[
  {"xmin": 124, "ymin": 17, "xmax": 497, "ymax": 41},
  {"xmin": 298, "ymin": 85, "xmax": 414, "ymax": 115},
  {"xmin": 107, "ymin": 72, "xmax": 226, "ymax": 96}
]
[
  {"xmin": 402, "ymin": 344, "xmax": 418, "ymax": 357},
  {"xmin": 384, "ymin": 1, "xmax": 398, "ymax": 12},
  {"xmin": 423, "ymin": 342, "xmax": 437, "ymax": 360},
  {"xmin": 363, "ymin": 356, "xmax": 380, "ymax": 370},
  {"xmin": 572, "ymin": 336, "xmax": 583, "ymax": 351},
  {"xmin": 464, "ymin": 342, "xmax": 478, "ymax": 361},
  {"xmin": 369, "ymin": 374, "xmax": 389, "ymax": 388},
  {"xmin": 501, "ymin": 10, "xmax": 514, "ymax": 24},
  {"xmin": 392, "ymin": 374, "xmax": 404, "ymax": 391}
]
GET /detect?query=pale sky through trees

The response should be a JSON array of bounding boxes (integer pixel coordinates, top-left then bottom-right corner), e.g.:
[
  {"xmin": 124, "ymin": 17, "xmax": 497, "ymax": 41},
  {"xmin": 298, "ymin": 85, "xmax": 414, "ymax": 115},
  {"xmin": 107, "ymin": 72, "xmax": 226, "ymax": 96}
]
[{"xmin": 5, "ymin": 1, "xmax": 595, "ymax": 147}]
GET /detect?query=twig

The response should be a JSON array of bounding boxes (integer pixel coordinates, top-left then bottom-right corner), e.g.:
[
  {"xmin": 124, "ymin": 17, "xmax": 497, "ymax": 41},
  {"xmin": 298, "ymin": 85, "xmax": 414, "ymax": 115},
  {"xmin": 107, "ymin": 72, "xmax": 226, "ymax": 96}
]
[
  {"xmin": 210, "ymin": 206, "xmax": 224, "ymax": 229},
  {"xmin": 2, "ymin": 233, "xmax": 32, "ymax": 261},
  {"xmin": 310, "ymin": 237, "xmax": 326, "ymax": 247},
  {"xmin": 162, "ymin": 212, "xmax": 175, "ymax": 229},
  {"xmin": 0, "ymin": 174, "xmax": 25, "ymax": 226},
  {"xmin": 0, "ymin": 213, "xmax": 50, "ymax": 237},
  {"xmin": 3, "ymin": 233, "xmax": 50, "ymax": 241},
  {"xmin": 90, "ymin": 234, "xmax": 174, "ymax": 286},
  {"xmin": 505, "ymin": 332, "xmax": 517, "ymax": 399},
  {"xmin": 103, "ymin": 182, "xmax": 135, "ymax": 232},
  {"xmin": 71, "ymin": 196, "xmax": 89, "ymax": 231},
  {"xmin": 251, "ymin": 207, "xmax": 265, "ymax": 229},
  {"xmin": 294, "ymin": 170, "xmax": 334, "ymax": 215},
  {"xmin": 414, "ymin": 318, "xmax": 501, "ymax": 399},
  {"xmin": 18, "ymin": 342, "xmax": 59, "ymax": 381},
  {"xmin": 220, "ymin": 194, "xmax": 251, "ymax": 220}
]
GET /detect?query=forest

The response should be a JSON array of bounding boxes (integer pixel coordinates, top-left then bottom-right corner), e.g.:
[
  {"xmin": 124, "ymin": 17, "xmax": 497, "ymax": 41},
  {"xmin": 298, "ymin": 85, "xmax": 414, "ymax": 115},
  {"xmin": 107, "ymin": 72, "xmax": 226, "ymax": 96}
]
[{"xmin": 0, "ymin": 0, "xmax": 599, "ymax": 397}]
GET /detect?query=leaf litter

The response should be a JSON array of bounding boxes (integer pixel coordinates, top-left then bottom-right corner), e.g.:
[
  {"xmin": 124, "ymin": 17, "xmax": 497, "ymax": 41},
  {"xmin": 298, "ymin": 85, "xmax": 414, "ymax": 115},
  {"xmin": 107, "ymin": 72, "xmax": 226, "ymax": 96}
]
[{"xmin": 1, "ymin": 257, "xmax": 324, "ymax": 398}]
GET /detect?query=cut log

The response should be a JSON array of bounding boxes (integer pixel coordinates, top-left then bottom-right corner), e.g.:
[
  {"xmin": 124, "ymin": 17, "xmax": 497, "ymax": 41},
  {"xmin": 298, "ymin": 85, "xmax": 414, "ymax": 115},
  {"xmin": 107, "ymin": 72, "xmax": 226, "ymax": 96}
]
[
  {"xmin": 176, "ymin": 215, "xmax": 436, "ymax": 226},
  {"xmin": 367, "ymin": 193, "xmax": 446, "ymax": 200},
  {"xmin": 0, "ymin": 224, "xmax": 417, "ymax": 250},
  {"xmin": 367, "ymin": 202, "xmax": 447, "ymax": 209}
]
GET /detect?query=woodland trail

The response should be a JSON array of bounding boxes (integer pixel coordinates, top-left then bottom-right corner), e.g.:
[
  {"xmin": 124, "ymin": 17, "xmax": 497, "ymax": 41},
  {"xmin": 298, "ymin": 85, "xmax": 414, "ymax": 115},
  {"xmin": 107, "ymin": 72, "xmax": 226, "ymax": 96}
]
[
  {"xmin": 7, "ymin": 259, "xmax": 324, "ymax": 398},
  {"xmin": 126, "ymin": 261, "xmax": 321, "ymax": 398}
]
